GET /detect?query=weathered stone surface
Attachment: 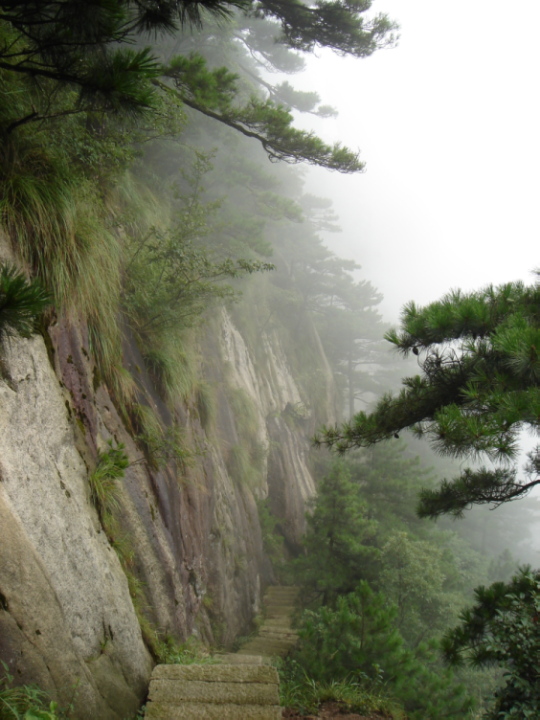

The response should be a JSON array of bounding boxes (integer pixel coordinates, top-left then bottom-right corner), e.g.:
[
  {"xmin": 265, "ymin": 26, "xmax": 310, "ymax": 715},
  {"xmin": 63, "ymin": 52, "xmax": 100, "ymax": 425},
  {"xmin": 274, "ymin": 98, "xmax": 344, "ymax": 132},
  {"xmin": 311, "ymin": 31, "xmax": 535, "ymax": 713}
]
[
  {"xmin": 0, "ymin": 335, "xmax": 152, "ymax": 719},
  {"xmin": 145, "ymin": 701, "xmax": 282, "ymax": 719},
  {"xmin": 0, "ymin": 221, "xmax": 328, "ymax": 720},
  {"xmin": 149, "ymin": 678, "xmax": 279, "ymax": 705},
  {"xmin": 234, "ymin": 585, "xmax": 299, "ymax": 660},
  {"xmin": 152, "ymin": 663, "xmax": 279, "ymax": 684},
  {"xmin": 213, "ymin": 653, "xmax": 267, "ymax": 665}
]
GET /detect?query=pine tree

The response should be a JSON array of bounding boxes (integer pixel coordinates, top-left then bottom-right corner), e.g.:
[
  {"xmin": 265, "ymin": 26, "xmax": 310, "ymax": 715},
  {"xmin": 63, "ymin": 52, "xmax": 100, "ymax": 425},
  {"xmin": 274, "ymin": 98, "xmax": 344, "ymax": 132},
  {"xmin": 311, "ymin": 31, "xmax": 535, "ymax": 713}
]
[
  {"xmin": 294, "ymin": 461, "xmax": 379, "ymax": 604},
  {"xmin": 442, "ymin": 567, "xmax": 540, "ymax": 719},
  {"xmin": 318, "ymin": 277, "xmax": 540, "ymax": 518}
]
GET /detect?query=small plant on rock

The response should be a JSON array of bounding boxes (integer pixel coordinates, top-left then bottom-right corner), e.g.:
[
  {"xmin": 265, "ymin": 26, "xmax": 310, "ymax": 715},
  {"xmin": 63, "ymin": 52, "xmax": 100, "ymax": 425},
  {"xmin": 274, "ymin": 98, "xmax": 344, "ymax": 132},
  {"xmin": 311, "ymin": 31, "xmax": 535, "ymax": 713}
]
[
  {"xmin": 88, "ymin": 440, "xmax": 128, "ymax": 515},
  {"xmin": 0, "ymin": 265, "xmax": 50, "ymax": 341},
  {"xmin": 0, "ymin": 662, "xmax": 60, "ymax": 720}
]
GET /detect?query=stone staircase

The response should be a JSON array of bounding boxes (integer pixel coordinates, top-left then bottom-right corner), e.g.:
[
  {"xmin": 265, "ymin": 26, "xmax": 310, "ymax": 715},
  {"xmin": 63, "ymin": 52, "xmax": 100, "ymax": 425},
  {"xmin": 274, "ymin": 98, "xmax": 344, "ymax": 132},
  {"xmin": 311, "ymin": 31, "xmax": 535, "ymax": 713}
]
[
  {"xmin": 144, "ymin": 586, "xmax": 298, "ymax": 720},
  {"xmin": 236, "ymin": 585, "xmax": 299, "ymax": 659}
]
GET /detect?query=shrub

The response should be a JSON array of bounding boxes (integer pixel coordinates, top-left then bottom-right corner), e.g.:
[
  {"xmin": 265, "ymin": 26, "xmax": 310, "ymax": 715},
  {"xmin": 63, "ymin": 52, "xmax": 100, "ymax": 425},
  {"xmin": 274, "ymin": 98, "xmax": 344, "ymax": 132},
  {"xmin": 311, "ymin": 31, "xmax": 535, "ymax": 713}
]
[
  {"xmin": 0, "ymin": 265, "xmax": 50, "ymax": 340},
  {"xmin": 88, "ymin": 440, "xmax": 128, "ymax": 515},
  {"xmin": 293, "ymin": 583, "xmax": 475, "ymax": 720},
  {"xmin": 443, "ymin": 567, "xmax": 540, "ymax": 719}
]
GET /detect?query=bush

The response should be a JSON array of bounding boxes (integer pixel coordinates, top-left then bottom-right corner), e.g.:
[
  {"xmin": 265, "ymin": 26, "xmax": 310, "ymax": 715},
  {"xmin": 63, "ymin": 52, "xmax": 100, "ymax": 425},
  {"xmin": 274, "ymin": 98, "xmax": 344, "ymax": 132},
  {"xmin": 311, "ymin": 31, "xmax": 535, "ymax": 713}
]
[
  {"xmin": 0, "ymin": 265, "xmax": 50, "ymax": 340},
  {"xmin": 443, "ymin": 567, "xmax": 540, "ymax": 719},
  {"xmin": 88, "ymin": 441, "xmax": 128, "ymax": 516},
  {"xmin": 293, "ymin": 583, "xmax": 475, "ymax": 720}
]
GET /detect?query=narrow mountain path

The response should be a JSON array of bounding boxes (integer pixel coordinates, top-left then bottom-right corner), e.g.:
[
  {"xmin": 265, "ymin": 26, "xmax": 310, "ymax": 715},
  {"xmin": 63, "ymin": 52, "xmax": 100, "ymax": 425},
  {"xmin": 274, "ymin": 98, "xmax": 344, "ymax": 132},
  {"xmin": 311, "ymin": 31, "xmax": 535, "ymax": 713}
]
[
  {"xmin": 144, "ymin": 586, "xmax": 299, "ymax": 719},
  {"xmin": 236, "ymin": 585, "xmax": 299, "ymax": 660}
]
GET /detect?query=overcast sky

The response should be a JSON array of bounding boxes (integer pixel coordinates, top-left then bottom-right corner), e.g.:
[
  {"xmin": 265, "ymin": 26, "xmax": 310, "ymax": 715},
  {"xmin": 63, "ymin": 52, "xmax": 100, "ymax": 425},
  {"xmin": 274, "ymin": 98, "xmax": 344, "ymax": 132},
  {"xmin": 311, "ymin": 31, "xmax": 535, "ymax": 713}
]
[{"xmin": 296, "ymin": 0, "xmax": 540, "ymax": 323}]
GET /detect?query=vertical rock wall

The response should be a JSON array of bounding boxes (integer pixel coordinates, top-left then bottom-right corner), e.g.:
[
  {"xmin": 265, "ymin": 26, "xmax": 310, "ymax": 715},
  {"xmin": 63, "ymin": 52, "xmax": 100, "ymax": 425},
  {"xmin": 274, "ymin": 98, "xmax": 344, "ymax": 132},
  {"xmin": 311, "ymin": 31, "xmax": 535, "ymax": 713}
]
[{"xmin": 0, "ymin": 288, "xmax": 336, "ymax": 718}]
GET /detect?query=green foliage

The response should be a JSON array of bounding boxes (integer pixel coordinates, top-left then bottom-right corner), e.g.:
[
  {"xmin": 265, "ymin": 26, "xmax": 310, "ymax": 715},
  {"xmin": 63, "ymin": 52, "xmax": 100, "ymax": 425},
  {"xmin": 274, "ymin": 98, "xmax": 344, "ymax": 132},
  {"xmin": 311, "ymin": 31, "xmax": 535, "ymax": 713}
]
[
  {"xmin": 0, "ymin": 265, "xmax": 50, "ymax": 340},
  {"xmin": 0, "ymin": 0, "xmax": 397, "ymax": 171},
  {"xmin": 255, "ymin": 0, "xmax": 398, "ymax": 57},
  {"xmin": 294, "ymin": 461, "xmax": 379, "ymax": 604},
  {"xmin": 225, "ymin": 386, "xmax": 267, "ymax": 486},
  {"xmin": 143, "ymin": 336, "xmax": 200, "ymax": 404},
  {"xmin": 153, "ymin": 635, "xmax": 216, "ymax": 665},
  {"xmin": 316, "ymin": 275, "xmax": 540, "ymax": 716},
  {"xmin": 318, "ymin": 278, "xmax": 540, "ymax": 516},
  {"xmin": 257, "ymin": 499, "xmax": 287, "ymax": 573},
  {"xmin": 136, "ymin": 421, "xmax": 195, "ymax": 473},
  {"xmin": 195, "ymin": 381, "xmax": 217, "ymax": 431},
  {"xmin": 292, "ymin": 583, "xmax": 474, "ymax": 720},
  {"xmin": 277, "ymin": 657, "xmax": 404, "ymax": 718},
  {"xmin": 226, "ymin": 443, "xmax": 251, "ymax": 485},
  {"xmin": 0, "ymin": 117, "xmax": 124, "ymax": 387},
  {"xmin": 163, "ymin": 54, "xmax": 364, "ymax": 172},
  {"xmin": 294, "ymin": 582, "xmax": 403, "ymax": 683},
  {"xmin": 442, "ymin": 567, "xmax": 540, "ymax": 719},
  {"xmin": 0, "ymin": 0, "xmax": 223, "ymax": 124},
  {"xmin": 0, "ymin": 663, "xmax": 60, "ymax": 720},
  {"xmin": 378, "ymin": 532, "xmax": 455, "ymax": 646},
  {"xmin": 88, "ymin": 440, "xmax": 128, "ymax": 516},
  {"xmin": 123, "ymin": 151, "xmax": 273, "ymax": 349}
]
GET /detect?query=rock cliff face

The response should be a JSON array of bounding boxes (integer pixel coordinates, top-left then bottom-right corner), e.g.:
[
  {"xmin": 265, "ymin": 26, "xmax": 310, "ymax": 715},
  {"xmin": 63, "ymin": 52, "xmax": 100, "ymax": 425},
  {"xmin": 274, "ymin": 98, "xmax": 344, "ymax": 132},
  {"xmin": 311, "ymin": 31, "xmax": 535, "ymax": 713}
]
[{"xmin": 0, "ymin": 266, "xmax": 337, "ymax": 718}]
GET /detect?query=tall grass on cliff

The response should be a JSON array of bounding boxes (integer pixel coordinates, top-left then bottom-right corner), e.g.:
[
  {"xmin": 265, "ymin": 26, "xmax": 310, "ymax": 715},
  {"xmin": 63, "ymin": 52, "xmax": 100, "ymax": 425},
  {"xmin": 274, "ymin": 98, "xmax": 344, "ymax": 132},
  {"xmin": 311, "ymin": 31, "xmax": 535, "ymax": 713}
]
[
  {"xmin": 0, "ymin": 118, "xmax": 129, "ymax": 402},
  {"xmin": 0, "ymin": 70, "xmax": 125, "ymax": 406}
]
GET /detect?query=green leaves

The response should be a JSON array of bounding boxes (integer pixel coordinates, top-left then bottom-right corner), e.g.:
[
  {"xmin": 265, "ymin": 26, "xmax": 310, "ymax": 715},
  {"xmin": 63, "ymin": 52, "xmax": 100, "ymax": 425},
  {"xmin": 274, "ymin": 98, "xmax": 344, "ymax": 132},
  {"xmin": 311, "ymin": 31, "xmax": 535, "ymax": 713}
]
[
  {"xmin": 442, "ymin": 568, "xmax": 540, "ymax": 719},
  {"xmin": 79, "ymin": 48, "xmax": 162, "ymax": 116},
  {"xmin": 0, "ymin": 661, "xmax": 60, "ymax": 720},
  {"xmin": 164, "ymin": 53, "xmax": 364, "ymax": 172},
  {"xmin": 0, "ymin": 265, "xmax": 50, "ymax": 340},
  {"xmin": 293, "ymin": 582, "xmax": 474, "ymax": 719},
  {"xmin": 123, "ymin": 150, "xmax": 274, "ymax": 346},
  {"xmin": 254, "ymin": 0, "xmax": 398, "ymax": 57},
  {"xmin": 318, "ymin": 277, "xmax": 540, "ymax": 511},
  {"xmin": 88, "ymin": 440, "xmax": 129, "ymax": 515},
  {"xmin": 294, "ymin": 461, "xmax": 379, "ymax": 603}
]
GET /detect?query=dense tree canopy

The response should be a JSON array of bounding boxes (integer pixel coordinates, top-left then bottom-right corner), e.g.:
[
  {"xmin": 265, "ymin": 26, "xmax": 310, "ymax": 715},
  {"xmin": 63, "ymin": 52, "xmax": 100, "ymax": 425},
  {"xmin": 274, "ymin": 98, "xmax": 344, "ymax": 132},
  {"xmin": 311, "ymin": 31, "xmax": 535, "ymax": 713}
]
[
  {"xmin": 318, "ymin": 278, "xmax": 540, "ymax": 518},
  {"xmin": 0, "ymin": 0, "xmax": 396, "ymax": 161}
]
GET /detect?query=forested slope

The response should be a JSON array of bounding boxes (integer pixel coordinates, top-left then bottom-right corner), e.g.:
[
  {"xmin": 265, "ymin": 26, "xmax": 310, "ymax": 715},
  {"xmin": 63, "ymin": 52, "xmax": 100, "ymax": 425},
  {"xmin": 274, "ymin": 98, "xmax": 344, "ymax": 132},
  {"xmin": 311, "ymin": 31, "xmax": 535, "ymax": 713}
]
[{"xmin": 1, "ymin": 3, "xmax": 538, "ymax": 719}]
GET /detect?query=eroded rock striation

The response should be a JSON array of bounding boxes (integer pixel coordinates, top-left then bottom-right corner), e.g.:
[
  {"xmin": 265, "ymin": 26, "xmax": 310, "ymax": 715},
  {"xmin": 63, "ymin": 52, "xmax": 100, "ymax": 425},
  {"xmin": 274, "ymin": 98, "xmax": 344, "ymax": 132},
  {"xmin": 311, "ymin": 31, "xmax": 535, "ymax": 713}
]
[{"xmin": 0, "ymin": 264, "xmax": 336, "ymax": 718}]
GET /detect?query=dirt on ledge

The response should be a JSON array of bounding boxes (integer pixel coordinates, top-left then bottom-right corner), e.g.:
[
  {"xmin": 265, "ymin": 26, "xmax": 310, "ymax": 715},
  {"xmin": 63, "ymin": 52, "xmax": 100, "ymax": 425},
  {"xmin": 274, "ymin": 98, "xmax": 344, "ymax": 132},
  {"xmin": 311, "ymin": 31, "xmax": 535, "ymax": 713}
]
[{"xmin": 283, "ymin": 701, "xmax": 395, "ymax": 719}]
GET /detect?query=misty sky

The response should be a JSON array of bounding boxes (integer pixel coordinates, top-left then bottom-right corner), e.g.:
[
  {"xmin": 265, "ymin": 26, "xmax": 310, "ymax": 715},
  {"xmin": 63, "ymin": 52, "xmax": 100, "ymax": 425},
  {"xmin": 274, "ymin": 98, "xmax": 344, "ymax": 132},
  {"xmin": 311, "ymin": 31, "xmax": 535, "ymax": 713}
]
[{"xmin": 295, "ymin": 0, "xmax": 540, "ymax": 323}]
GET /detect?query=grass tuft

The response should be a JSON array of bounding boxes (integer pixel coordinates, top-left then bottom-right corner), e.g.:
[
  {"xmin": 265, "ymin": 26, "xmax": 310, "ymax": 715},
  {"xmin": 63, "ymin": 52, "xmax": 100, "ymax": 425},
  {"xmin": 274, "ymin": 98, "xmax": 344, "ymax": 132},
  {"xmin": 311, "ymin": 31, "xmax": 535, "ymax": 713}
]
[
  {"xmin": 0, "ymin": 264, "xmax": 50, "ymax": 340},
  {"xmin": 277, "ymin": 659, "xmax": 405, "ymax": 719},
  {"xmin": 88, "ymin": 440, "xmax": 128, "ymax": 523},
  {"xmin": 0, "ymin": 661, "xmax": 61, "ymax": 719}
]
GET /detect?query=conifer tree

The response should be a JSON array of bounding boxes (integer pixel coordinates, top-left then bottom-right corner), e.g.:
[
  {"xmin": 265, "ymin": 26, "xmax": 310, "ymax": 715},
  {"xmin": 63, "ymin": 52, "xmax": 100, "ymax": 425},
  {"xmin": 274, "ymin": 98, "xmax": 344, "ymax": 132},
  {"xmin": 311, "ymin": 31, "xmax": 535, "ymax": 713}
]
[
  {"xmin": 295, "ymin": 461, "xmax": 379, "ymax": 604},
  {"xmin": 442, "ymin": 567, "xmax": 540, "ymax": 718},
  {"xmin": 318, "ymin": 277, "xmax": 540, "ymax": 518},
  {"xmin": 317, "ymin": 275, "xmax": 540, "ymax": 717}
]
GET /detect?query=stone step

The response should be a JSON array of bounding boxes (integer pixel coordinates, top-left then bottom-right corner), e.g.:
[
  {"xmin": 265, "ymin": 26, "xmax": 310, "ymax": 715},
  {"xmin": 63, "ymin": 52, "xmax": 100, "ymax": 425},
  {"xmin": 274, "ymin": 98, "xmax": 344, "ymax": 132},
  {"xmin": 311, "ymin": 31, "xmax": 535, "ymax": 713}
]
[
  {"xmin": 145, "ymin": 588, "xmax": 298, "ymax": 720},
  {"xmin": 145, "ymin": 702, "xmax": 282, "ymax": 719},
  {"xmin": 258, "ymin": 629, "xmax": 298, "ymax": 638},
  {"xmin": 264, "ymin": 588, "xmax": 298, "ymax": 598},
  {"xmin": 145, "ymin": 664, "xmax": 282, "ymax": 720},
  {"xmin": 151, "ymin": 664, "xmax": 278, "ymax": 683},
  {"xmin": 213, "ymin": 653, "xmax": 268, "ymax": 665},
  {"xmin": 148, "ymin": 678, "xmax": 279, "ymax": 705},
  {"xmin": 237, "ymin": 641, "xmax": 296, "ymax": 656},
  {"xmin": 263, "ymin": 617, "xmax": 294, "ymax": 626},
  {"xmin": 263, "ymin": 606, "xmax": 294, "ymax": 616}
]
